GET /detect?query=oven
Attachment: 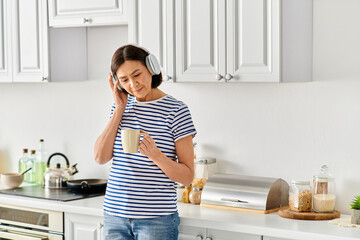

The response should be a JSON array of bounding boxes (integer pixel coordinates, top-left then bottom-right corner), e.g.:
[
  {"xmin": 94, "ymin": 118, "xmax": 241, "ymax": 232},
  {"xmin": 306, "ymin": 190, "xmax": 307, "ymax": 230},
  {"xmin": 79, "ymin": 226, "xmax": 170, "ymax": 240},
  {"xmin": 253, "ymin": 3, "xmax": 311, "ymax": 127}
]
[{"xmin": 0, "ymin": 203, "xmax": 63, "ymax": 240}]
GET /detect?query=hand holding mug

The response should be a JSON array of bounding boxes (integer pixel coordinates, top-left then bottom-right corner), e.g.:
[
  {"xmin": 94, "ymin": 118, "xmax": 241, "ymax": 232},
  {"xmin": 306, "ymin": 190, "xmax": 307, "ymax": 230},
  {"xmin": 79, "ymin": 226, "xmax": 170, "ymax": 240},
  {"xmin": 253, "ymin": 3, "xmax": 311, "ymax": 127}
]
[
  {"xmin": 139, "ymin": 130, "xmax": 161, "ymax": 159},
  {"xmin": 121, "ymin": 129, "xmax": 160, "ymax": 158}
]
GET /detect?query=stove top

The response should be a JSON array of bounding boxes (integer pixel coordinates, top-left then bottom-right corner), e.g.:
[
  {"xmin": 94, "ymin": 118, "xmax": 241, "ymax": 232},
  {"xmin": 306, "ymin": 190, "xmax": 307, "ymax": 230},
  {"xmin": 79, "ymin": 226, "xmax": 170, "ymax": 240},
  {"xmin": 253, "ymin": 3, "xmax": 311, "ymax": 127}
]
[{"xmin": 0, "ymin": 185, "xmax": 105, "ymax": 202}]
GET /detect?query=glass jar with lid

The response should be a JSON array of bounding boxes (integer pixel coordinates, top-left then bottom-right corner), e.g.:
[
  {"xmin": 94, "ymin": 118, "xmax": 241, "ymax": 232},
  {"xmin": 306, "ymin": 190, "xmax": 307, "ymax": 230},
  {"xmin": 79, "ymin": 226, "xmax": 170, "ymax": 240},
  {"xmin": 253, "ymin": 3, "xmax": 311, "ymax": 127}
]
[
  {"xmin": 313, "ymin": 165, "xmax": 336, "ymax": 213},
  {"xmin": 189, "ymin": 187, "xmax": 202, "ymax": 205},
  {"xmin": 192, "ymin": 157, "xmax": 216, "ymax": 189},
  {"xmin": 176, "ymin": 183, "xmax": 185, "ymax": 202},
  {"xmin": 289, "ymin": 180, "xmax": 312, "ymax": 212}
]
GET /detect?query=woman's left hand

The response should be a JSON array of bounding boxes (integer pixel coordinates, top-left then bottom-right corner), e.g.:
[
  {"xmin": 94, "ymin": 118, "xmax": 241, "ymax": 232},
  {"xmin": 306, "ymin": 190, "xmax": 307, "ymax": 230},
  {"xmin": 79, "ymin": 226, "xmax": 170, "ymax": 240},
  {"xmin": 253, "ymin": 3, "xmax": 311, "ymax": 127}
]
[{"xmin": 139, "ymin": 130, "xmax": 161, "ymax": 159}]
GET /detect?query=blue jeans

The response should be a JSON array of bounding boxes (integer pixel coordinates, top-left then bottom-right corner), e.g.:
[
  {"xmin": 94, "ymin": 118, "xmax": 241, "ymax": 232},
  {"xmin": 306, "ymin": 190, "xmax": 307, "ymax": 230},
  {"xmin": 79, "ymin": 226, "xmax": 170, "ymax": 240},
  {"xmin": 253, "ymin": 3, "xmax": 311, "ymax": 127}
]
[{"xmin": 103, "ymin": 212, "xmax": 179, "ymax": 240}]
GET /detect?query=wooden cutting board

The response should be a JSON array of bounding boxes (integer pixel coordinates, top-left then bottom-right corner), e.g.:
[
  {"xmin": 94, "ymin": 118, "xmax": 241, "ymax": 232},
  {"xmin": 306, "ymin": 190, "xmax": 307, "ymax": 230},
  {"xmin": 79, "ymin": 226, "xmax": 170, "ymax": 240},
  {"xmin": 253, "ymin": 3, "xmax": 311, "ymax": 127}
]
[{"xmin": 278, "ymin": 207, "xmax": 340, "ymax": 220}]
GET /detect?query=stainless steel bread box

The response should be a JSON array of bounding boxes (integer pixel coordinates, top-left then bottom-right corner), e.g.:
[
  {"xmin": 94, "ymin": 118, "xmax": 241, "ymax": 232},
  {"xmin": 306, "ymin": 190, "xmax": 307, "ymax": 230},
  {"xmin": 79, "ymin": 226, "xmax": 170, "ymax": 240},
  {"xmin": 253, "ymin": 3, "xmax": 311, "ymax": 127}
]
[{"xmin": 201, "ymin": 173, "xmax": 289, "ymax": 214}]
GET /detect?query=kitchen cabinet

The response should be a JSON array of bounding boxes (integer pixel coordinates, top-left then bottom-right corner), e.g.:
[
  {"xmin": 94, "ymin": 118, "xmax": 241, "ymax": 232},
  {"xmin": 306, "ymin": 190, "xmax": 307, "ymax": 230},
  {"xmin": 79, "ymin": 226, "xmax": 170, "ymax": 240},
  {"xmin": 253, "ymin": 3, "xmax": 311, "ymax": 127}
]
[
  {"xmin": 65, "ymin": 213, "xmax": 104, "ymax": 240},
  {"xmin": 207, "ymin": 228, "xmax": 261, "ymax": 240},
  {"xmin": 129, "ymin": 0, "xmax": 312, "ymax": 83},
  {"xmin": 128, "ymin": 0, "xmax": 175, "ymax": 82},
  {"xmin": 178, "ymin": 224, "xmax": 207, "ymax": 240},
  {"xmin": 48, "ymin": 0, "xmax": 128, "ymax": 27},
  {"xmin": 0, "ymin": 0, "xmax": 11, "ymax": 82},
  {"xmin": 0, "ymin": 0, "xmax": 48, "ymax": 83},
  {"xmin": 179, "ymin": 224, "xmax": 261, "ymax": 240}
]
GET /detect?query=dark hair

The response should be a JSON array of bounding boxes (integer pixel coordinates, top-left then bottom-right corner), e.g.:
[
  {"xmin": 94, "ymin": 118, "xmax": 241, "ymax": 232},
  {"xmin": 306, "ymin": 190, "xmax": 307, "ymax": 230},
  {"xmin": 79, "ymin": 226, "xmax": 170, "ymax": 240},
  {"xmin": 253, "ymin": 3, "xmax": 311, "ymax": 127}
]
[{"xmin": 111, "ymin": 45, "xmax": 162, "ymax": 92}]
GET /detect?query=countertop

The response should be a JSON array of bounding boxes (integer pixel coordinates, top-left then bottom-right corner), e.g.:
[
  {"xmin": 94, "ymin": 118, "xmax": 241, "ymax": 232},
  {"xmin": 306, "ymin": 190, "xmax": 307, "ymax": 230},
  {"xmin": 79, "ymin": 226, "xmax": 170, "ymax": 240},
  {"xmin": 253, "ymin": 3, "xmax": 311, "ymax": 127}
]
[{"xmin": 0, "ymin": 186, "xmax": 360, "ymax": 240}]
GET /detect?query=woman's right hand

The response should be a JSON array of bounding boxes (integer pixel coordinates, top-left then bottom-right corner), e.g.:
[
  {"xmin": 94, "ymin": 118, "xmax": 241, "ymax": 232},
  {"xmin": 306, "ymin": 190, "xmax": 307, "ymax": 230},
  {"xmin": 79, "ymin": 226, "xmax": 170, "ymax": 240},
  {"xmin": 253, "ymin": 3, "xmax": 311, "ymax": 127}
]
[{"xmin": 108, "ymin": 73, "xmax": 127, "ymax": 109}]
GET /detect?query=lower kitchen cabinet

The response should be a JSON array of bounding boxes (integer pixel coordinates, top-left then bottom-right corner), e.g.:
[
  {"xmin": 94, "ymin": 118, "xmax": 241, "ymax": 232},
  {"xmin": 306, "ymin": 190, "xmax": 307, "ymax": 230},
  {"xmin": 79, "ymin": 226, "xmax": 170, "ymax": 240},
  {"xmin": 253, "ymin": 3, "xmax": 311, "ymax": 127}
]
[
  {"xmin": 178, "ymin": 224, "xmax": 207, "ymax": 240},
  {"xmin": 65, "ymin": 213, "xmax": 103, "ymax": 240},
  {"xmin": 179, "ymin": 224, "xmax": 261, "ymax": 240},
  {"xmin": 63, "ymin": 214, "xmax": 287, "ymax": 240},
  {"xmin": 207, "ymin": 228, "xmax": 261, "ymax": 240}
]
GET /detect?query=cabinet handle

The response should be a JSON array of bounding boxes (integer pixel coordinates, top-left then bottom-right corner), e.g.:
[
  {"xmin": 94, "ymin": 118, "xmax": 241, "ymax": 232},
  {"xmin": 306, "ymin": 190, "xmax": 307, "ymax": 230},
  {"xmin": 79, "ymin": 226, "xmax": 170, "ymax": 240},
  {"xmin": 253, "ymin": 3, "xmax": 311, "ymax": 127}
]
[
  {"xmin": 164, "ymin": 75, "xmax": 172, "ymax": 81},
  {"xmin": 215, "ymin": 74, "xmax": 223, "ymax": 81},
  {"xmin": 225, "ymin": 74, "xmax": 233, "ymax": 81},
  {"xmin": 97, "ymin": 222, "xmax": 104, "ymax": 229},
  {"xmin": 42, "ymin": 77, "xmax": 48, "ymax": 82},
  {"xmin": 205, "ymin": 238, "xmax": 213, "ymax": 240},
  {"xmin": 83, "ymin": 18, "xmax": 91, "ymax": 23},
  {"xmin": 97, "ymin": 222, "xmax": 104, "ymax": 240},
  {"xmin": 196, "ymin": 235, "xmax": 203, "ymax": 240}
]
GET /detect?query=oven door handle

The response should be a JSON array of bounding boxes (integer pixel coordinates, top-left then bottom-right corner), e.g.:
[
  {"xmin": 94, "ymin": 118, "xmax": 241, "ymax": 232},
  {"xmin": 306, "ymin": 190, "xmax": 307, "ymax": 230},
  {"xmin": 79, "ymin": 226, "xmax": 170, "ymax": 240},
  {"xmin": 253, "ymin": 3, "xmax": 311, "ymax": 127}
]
[{"xmin": 0, "ymin": 228, "xmax": 48, "ymax": 240}]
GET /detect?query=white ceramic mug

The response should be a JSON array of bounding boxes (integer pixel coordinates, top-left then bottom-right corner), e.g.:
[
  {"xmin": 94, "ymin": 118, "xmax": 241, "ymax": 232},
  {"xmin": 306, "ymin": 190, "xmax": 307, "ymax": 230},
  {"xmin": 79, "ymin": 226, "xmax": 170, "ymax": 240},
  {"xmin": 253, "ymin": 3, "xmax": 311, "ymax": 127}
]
[{"xmin": 121, "ymin": 129, "xmax": 143, "ymax": 153}]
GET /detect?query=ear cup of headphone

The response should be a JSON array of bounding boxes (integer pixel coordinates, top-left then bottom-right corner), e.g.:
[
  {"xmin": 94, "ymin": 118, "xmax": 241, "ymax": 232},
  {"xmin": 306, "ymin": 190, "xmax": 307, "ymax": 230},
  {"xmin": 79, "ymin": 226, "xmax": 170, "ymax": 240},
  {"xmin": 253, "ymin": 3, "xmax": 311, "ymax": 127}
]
[
  {"xmin": 110, "ymin": 71, "xmax": 125, "ymax": 91},
  {"xmin": 145, "ymin": 54, "xmax": 161, "ymax": 75}
]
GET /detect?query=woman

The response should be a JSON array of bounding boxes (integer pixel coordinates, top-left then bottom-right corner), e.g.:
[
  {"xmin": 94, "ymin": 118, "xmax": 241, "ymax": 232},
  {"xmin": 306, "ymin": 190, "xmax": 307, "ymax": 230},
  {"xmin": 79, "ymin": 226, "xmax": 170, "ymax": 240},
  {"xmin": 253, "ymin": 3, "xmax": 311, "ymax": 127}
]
[{"xmin": 94, "ymin": 44, "xmax": 197, "ymax": 240}]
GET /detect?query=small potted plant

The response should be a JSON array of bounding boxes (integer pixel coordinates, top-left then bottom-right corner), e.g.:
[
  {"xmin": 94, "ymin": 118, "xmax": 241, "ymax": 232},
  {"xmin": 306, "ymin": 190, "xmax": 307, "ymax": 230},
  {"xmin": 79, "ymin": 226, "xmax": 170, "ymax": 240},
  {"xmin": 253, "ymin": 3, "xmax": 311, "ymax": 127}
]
[{"xmin": 350, "ymin": 195, "xmax": 360, "ymax": 224}]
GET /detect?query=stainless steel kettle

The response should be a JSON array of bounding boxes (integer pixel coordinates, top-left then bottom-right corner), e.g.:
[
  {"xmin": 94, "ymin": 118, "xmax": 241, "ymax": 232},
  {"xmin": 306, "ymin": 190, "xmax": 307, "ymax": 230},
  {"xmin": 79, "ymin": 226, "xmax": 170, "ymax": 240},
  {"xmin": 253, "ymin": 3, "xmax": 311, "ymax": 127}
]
[{"xmin": 43, "ymin": 152, "xmax": 79, "ymax": 189}]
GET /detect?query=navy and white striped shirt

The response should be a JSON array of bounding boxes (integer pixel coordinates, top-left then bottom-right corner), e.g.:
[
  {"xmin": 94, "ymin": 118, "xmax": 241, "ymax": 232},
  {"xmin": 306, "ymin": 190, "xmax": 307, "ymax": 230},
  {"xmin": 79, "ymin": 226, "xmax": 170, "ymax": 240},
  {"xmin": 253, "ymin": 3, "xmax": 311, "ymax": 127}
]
[{"xmin": 104, "ymin": 94, "xmax": 197, "ymax": 218}]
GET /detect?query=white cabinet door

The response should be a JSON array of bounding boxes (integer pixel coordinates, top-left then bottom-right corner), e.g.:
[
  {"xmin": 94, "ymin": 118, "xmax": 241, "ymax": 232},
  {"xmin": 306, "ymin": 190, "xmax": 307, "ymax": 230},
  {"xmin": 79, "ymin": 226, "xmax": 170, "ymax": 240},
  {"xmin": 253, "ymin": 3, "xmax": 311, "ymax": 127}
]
[
  {"xmin": 0, "ymin": 0, "xmax": 12, "ymax": 82},
  {"xmin": 65, "ymin": 213, "xmax": 104, "ymax": 240},
  {"xmin": 11, "ymin": 0, "xmax": 48, "ymax": 83},
  {"xmin": 128, "ymin": 0, "xmax": 175, "ymax": 82},
  {"xmin": 207, "ymin": 228, "xmax": 262, "ymax": 240},
  {"xmin": 49, "ymin": 0, "xmax": 127, "ymax": 27},
  {"xmin": 226, "ymin": 0, "xmax": 280, "ymax": 82},
  {"xmin": 174, "ymin": 0, "xmax": 280, "ymax": 83},
  {"xmin": 0, "ymin": 0, "xmax": 48, "ymax": 83},
  {"xmin": 175, "ymin": 0, "xmax": 226, "ymax": 83},
  {"xmin": 129, "ymin": 0, "xmax": 311, "ymax": 83},
  {"xmin": 178, "ymin": 224, "xmax": 207, "ymax": 240},
  {"xmin": 179, "ymin": 224, "xmax": 262, "ymax": 240}
]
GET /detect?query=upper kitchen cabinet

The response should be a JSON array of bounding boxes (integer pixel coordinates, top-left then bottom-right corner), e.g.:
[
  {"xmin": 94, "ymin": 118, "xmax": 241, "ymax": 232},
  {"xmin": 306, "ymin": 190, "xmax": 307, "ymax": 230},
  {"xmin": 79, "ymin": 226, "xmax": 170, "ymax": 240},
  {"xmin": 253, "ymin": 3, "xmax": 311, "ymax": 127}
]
[
  {"xmin": 128, "ymin": 0, "xmax": 175, "ymax": 82},
  {"xmin": 225, "ymin": 0, "xmax": 280, "ymax": 82},
  {"xmin": 129, "ymin": 0, "xmax": 312, "ymax": 83},
  {"xmin": 175, "ymin": 0, "xmax": 226, "ymax": 82},
  {"xmin": 176, "ymin": 0, "xmax": 312, "ymax": 83},
  {"xmin": 48, "ymin": 0, "xmax": 128, "ymax": 27},
  {"xmin": 0, "ymin": 0, "xmax": 48, "ymax": 83},
  {"xmin": 0, "ymin": 0, "xmax": 12, "ymax": 82}
]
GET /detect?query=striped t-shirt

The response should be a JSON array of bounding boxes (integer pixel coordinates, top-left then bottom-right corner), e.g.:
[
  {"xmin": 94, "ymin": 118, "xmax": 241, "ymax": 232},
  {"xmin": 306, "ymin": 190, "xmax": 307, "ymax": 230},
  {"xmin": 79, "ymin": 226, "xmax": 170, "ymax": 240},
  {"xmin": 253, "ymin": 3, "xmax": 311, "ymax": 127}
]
[{"xmin": 103, "ymin": 94, "xmax": 197, "ymax": 218}]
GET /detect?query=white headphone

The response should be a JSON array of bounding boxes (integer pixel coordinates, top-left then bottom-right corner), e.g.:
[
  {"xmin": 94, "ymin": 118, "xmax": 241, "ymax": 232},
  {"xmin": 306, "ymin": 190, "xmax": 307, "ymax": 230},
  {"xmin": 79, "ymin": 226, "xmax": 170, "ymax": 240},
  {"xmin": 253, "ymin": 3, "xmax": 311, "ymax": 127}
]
[
  {"xmin": 145, "ymin": 53, "xmax": 161, "ymax": 76},
  {"xmin": 127, "ymin": 44, "xmax": 161, "ymax": 76}
]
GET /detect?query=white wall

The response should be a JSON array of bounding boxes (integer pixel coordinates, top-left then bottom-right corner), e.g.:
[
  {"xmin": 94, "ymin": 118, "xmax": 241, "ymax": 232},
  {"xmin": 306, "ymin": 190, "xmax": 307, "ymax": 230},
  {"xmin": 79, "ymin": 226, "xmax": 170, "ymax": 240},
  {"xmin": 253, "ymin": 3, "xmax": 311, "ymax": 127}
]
[{"xmin": 0, "ymin": 0, "xmax": 359, "ymax": 214}]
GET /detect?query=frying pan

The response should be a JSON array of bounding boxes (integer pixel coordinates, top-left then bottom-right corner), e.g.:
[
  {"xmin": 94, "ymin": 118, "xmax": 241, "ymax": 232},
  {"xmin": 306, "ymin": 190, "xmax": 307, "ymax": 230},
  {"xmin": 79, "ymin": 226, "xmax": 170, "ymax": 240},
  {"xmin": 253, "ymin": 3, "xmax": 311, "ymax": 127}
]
[{"xmin": 67, "ymin": 179, "xmax": 107, "ymax": 194}]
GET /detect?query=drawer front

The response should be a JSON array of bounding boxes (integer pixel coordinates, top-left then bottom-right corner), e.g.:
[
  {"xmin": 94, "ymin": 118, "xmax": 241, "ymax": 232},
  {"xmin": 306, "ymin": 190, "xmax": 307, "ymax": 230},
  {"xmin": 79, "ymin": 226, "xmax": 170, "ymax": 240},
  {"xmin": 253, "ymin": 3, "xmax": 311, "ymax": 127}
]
[
  {"xmin": 207, "ymin": 228, "xmax": 262, "ymax": 240},
  {"xmin": 178, "ymin": 224, "xmax": 206, "ymax": 240}
]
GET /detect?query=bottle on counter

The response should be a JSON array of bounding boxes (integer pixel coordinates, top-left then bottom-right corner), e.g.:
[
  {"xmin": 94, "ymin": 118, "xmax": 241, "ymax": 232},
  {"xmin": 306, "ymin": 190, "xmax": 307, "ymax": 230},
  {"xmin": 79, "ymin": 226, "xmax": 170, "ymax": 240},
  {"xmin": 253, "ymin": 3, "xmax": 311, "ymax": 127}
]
[
  {"xmin": 24, "ymin": 150, "xmax": 36, "ymax": 183},
  {"xmin": 18, "ymin": 148, "xmax": 29, "ymax": 174},
  {"xmin": 35, "ymin": 139, "xmax": 48, "ymax": 185},
  {"xmin": 183, "ymin": 185, "xmax": 192, "ymax": 203},
  {"xmin": 189, "ymin": 187, "xmax": 203, "ymax": 205}
]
